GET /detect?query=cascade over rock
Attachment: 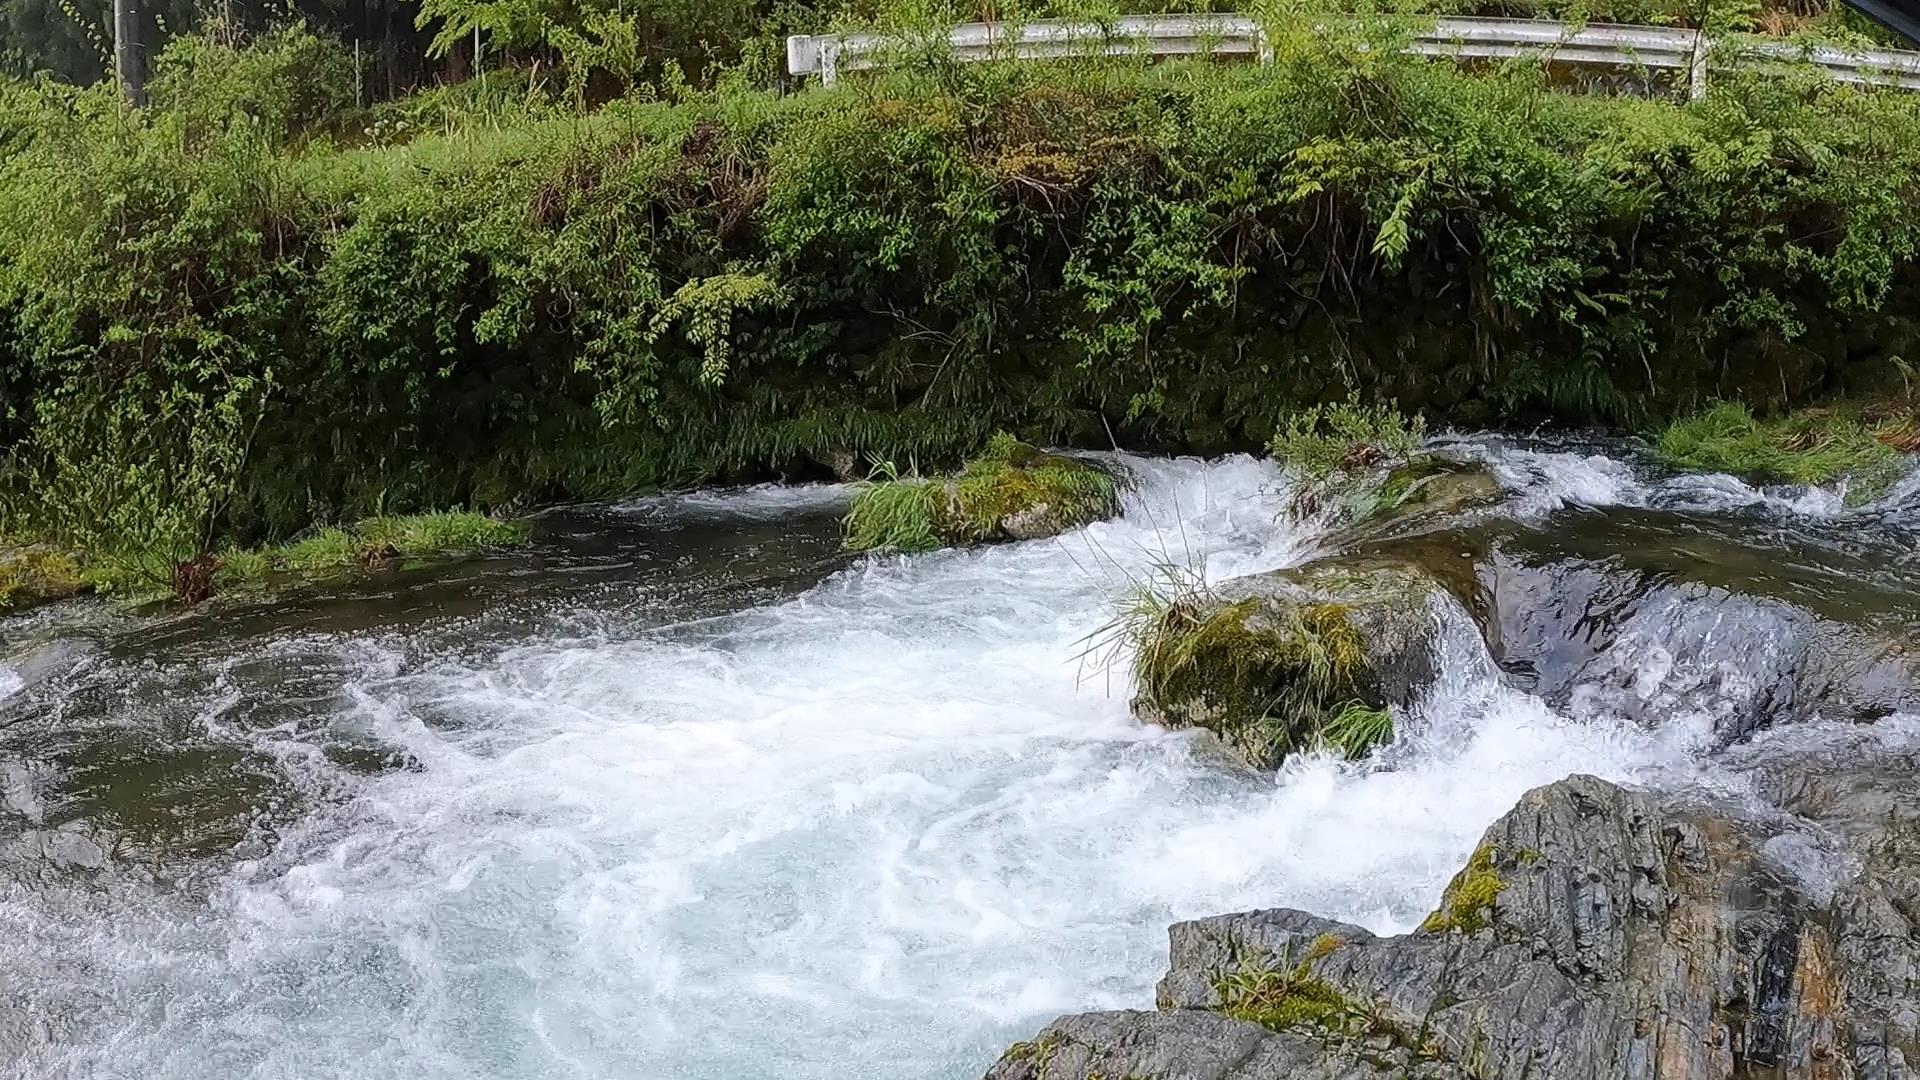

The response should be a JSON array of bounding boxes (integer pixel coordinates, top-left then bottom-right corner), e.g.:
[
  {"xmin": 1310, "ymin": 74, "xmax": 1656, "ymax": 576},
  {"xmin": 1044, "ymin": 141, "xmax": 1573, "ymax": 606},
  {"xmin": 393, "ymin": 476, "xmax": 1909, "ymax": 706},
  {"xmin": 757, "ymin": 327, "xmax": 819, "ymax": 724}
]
[
  {"xmin": 1347, "ymin": 508, "xmax": 1920, "ymax": 743},
  {"xmin": 984, "ymin": 761, "xmax": 1920, "ymax": 1079}
]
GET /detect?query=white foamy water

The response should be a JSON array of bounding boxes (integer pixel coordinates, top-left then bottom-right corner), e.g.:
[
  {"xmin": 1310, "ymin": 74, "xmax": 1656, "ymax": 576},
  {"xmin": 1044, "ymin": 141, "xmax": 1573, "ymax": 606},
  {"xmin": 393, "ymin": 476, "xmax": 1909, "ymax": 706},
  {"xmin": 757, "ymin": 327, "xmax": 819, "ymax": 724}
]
[
  {"xmin": 10, "ymin": 454, "xmax": 1714, "ymax": 1080},
  {"xmin": 1436, "ymin": 431, "xmax": 1919, "ymax": 519}
]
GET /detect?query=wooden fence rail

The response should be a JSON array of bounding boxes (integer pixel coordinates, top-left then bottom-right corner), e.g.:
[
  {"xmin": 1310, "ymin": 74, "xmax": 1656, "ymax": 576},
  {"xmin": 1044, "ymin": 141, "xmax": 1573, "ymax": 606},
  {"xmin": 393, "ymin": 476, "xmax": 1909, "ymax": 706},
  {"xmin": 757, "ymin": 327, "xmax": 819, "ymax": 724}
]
[{"xmin": 786, "ymin": 14, "xmax": 1920, "ymax": 97}]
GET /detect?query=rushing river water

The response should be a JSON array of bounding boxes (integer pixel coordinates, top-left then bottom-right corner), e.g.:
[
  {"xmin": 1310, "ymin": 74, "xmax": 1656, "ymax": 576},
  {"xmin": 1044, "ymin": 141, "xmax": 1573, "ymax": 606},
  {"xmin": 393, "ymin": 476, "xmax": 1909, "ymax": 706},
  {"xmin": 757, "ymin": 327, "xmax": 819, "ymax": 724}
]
[{"xmin": 3, "ymin": 440, "xmax": 1917, "ymax": 1080}]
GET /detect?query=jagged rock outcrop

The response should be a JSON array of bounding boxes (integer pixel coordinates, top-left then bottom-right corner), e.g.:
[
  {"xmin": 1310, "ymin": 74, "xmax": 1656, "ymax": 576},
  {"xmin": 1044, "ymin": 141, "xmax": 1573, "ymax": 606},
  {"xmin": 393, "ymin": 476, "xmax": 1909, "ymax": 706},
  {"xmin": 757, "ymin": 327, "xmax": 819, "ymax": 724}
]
[{"xmin": 985, "ymin": 766, "xmax": 1920, "ymax": 1080}]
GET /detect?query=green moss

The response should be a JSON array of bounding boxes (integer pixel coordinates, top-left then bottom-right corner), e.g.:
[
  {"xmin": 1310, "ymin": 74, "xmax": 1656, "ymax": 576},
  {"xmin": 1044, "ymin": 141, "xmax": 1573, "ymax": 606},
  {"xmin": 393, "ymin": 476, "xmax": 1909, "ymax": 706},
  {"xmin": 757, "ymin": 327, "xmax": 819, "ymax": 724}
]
[
  {"xmin": 0, "ymin": 546, "xmax": 85, "ymax": 612},
  {"xmin": 1655, "ymin": 402, "xmax": 1909, "ymax": 504},
  {"xmin": 1306, "ymin": 932, "xmax": 1345, "ymax": 961},
  {"xmin": 1131, "ymin": 593, "xmax": 1385, "ymax": 768},
  {"xmin": 1216, "ymin": 959, "xmax": 1358, "ymax": 1034},
  {"xmin": 216, "ymin": 511, "xmax": 528, "ymax": 588},
  {"xmin": 842, "ymin": 434, "xmax": 1116, "ymax": 553},
  {"xmin": 1003, "ymin": 1031, "xmax": 1063, "ymax": 1069},
  {"xmin": 1420, "ymin": 843, "xmax": 1509, "ymax": 934}
]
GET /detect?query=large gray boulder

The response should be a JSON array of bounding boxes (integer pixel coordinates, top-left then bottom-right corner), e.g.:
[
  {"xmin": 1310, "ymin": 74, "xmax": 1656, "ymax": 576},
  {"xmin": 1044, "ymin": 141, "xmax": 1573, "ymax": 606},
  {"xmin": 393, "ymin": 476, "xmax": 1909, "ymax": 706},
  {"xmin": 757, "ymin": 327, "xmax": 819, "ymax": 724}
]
[{"xmin": 984, "ymin": 766, "xmax": 1920, "ymax": 1080}]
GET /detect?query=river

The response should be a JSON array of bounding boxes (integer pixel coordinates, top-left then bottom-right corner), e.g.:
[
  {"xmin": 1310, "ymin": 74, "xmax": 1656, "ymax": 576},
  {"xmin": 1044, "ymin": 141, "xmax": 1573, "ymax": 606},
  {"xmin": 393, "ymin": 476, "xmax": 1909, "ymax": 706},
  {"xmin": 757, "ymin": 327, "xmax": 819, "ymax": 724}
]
[{"xmin": 3, "ymin": 438, "xmax": 1916, "ymax": 1079}]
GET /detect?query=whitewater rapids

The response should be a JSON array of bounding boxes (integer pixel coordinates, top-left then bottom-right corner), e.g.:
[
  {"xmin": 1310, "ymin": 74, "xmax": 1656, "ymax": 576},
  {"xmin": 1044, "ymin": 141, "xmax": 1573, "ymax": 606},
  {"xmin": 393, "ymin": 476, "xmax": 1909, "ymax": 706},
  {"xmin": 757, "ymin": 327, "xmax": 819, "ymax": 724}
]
[{"xmin": 0, "ymin": 450, "xmax": 1772, "ymax": 1079}]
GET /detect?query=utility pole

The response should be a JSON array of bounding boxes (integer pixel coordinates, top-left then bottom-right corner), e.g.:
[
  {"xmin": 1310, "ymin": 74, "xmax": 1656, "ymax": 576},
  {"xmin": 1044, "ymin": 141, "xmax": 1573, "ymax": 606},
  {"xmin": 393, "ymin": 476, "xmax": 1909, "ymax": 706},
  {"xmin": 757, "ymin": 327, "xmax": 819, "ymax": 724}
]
[{"xmin": 113, "ymin": 0, "xmax": 146, "ymax": 106}]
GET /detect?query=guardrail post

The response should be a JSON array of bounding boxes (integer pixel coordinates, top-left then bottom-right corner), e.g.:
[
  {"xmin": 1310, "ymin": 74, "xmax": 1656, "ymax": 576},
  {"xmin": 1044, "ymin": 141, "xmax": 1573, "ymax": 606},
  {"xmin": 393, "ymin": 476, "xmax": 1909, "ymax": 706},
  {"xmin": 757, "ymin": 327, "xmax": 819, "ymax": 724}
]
[
  {"xmin": 821, "ymin": 41, "xmax": 841, "ymax": 88},
  {"xmin": 1256, "ymin": 25, "xmax": 1274, "ymax": 64},
  {"xmin": 1689, "ymin": 30, "xmax": 1710, "ymax": 100}
]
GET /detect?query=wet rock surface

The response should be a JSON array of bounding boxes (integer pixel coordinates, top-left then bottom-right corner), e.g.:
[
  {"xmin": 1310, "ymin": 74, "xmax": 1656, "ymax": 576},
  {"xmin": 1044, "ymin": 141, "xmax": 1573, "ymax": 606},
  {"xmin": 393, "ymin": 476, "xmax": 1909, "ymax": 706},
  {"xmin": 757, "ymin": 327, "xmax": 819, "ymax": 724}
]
[
  {"xmin": 1344, "ymin": 507, "xmax": 1920, "ymax": 745},
  {"xmin": 984, "ymin": 763, "xmax": 1920, "ymax": 1080}
]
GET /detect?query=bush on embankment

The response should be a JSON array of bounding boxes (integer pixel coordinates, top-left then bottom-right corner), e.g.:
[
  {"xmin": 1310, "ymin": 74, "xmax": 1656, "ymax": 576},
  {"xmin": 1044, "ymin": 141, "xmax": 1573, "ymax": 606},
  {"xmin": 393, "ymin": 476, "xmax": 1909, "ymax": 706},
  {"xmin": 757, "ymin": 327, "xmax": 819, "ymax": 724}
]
[{"xmin": 2, "ymin": 15, "xmax": 1919, "ymax": 570}]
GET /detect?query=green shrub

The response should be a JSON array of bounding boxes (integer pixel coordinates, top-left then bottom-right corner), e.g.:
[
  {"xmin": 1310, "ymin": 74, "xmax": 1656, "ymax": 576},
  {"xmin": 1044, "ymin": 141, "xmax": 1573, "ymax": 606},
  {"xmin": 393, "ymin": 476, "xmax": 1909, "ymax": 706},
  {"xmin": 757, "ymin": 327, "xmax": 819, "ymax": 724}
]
[
  {"xmin": 4, "ymin": 20, "xmax": 1920, "ymax": 572},
  {"xmin": 1270, "ymin": 397, "xmax": 1427, "ymax": 485}
]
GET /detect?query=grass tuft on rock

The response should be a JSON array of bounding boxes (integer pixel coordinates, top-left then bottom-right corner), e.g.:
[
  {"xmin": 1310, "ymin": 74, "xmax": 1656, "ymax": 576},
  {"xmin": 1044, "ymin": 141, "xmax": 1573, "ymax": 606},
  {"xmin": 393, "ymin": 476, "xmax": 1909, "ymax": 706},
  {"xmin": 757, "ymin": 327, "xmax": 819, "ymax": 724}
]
[
  {"xmin": 1420, "ymin": 843, "xmax": 1509, "ymax": 934},
  {"xmin": 1121, "ymin": 576, "xmax": 1389, "ymax": 768},
  {"xmin": 1319, "ymin": 701, "xmax": 1396, "ymax": 759},
  {"xmin": 1655, "ymin": 402, "xmax": 1910, "ymax": 504},
  {"xmin": 842, "ymin": 434, "xmax": 1116, "ymax": 553},
  {"xmin": 842, "ymin": 477, "xmax": 945, "ymax": 553},
  {"xmin": 1216, "ymin": 958, "xmax": 1361, "ymax": 1034}
]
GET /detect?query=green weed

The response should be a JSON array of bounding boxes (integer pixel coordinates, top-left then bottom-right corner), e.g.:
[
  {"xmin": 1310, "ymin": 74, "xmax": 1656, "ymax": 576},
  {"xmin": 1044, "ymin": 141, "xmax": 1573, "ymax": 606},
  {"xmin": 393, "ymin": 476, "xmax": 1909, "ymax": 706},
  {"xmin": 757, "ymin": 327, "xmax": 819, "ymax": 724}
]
[{"xmin": 1655, "ymin": 402, "xmax": 1907, "ymax": 502}]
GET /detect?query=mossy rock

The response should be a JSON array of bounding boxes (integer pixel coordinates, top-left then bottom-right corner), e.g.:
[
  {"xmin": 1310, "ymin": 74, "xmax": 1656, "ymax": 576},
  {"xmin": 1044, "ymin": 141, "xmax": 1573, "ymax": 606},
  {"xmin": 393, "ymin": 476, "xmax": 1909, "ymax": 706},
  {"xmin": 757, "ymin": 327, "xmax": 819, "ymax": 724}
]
[
  {"xmin": 1130, "ymin": 561, "xmax": 1444, "ymax": 770},
  {"xmin": 0, "ymin": 546, "xmax": 87, "ymax": 614},
  {"xmin": 843, "ymin": 435, "xmax": 1119, "ymax": 553},
  {"xmin": 1420, "ymin": 842, "xmax": 1510, "ymax": 935},
  {"xmin": 1330, "ymin": 458, "xmax": 1503, "ymax": 543}
]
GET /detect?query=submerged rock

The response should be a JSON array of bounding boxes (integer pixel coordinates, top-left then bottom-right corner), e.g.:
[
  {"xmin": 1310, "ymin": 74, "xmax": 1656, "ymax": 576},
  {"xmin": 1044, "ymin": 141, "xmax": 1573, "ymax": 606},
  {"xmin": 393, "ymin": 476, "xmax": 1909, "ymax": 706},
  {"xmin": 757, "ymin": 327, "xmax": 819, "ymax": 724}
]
[
  {"xmin": 842, "ymin": 435, "xmax": 1119, "ymax": 553},
  {"xmin": 1330, "ymin": 458, "xmax": 1504, "ymax": 544},
  {"xmin": 984, "ymin": 765, "xmax": 1920, "ymax": 1079},
  {"xmin": 1130, "ymin": 560, "xmax": 1446, "ymax": 769}
]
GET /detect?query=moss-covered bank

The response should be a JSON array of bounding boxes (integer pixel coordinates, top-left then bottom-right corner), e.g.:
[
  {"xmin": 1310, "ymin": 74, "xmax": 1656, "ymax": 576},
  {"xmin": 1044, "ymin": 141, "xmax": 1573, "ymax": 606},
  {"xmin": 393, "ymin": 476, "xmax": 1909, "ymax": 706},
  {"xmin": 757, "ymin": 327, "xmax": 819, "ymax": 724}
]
[
  {"xmin": 4, "ymin": 24, "xmax": 1920, "ymax": 568},
  {"xmin": 0, "ymin": 511, "xmax": 527, "ymax": 612}
]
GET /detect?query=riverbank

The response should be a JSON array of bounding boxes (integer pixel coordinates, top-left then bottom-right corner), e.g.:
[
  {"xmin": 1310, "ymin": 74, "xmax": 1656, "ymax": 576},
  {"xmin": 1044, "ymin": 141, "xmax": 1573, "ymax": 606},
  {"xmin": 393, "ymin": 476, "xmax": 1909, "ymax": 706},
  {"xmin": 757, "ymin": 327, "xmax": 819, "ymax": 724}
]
[{"xmin": 2, "ymin": 22, "xmax": 1918, "ymax": 570}]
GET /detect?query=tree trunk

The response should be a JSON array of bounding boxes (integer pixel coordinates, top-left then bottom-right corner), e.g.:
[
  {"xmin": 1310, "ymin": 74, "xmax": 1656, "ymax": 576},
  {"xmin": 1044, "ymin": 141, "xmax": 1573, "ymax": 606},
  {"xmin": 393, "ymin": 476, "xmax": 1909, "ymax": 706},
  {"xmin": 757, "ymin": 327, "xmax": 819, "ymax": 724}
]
[{"xmin": 113, "ymin": 0, "xmax": 146, "ymax": 106}]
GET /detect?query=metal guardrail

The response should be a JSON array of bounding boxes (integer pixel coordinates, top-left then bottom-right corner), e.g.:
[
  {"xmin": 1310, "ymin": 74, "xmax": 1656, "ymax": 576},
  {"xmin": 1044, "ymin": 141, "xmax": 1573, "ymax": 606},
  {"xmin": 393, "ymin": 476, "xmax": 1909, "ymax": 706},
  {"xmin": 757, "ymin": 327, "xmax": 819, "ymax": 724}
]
[{"xmin": 786, "ymin": 14, "xmax": 1920, "ymax": 97}]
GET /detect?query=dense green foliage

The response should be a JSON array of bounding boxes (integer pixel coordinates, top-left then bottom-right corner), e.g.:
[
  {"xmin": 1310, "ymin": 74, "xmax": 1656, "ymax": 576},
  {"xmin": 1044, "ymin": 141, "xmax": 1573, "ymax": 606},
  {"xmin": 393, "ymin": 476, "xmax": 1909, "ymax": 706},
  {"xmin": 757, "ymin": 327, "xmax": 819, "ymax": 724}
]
[
  {"xmin": 3, "ymin": 13, "xmax": 1920, "ymax": 570},
  {"xmin": 1269, "ymin": 397, "xmax": 1426, "ymax": 484}
]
